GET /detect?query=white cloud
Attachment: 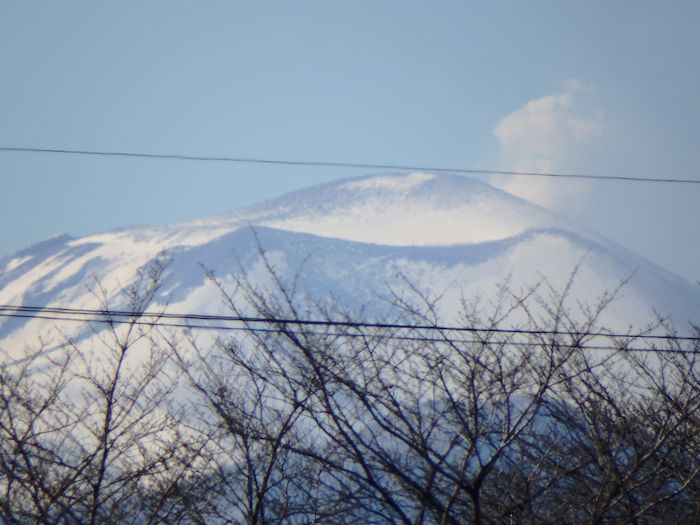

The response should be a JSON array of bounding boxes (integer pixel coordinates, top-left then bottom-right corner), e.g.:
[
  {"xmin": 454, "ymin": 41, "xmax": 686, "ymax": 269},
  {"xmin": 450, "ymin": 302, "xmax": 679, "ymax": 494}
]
[{"xmin": 490, "ymin": 80, "xmax": 602, "ymax": 210}]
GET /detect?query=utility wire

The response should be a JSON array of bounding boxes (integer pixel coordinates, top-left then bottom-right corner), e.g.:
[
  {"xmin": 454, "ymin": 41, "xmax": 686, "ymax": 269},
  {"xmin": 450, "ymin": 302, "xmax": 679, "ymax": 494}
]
[
  {"xmin": 2, "ymin": 312, "xmax": 696, "ymax": 355},
  {"xmin": 0, "ymin": 312, "xmax": 696, "ymax": 355},
  {"xmin": 1, "ymin": 146, "xmax": 699, "ymax": 185},
  {"xmin": 1, "ymin": 306, "xmax": 698, "ymax": 351},
  {"xmin": 2, "ymin": 305, "xmax": 699, "ymax": 341}
]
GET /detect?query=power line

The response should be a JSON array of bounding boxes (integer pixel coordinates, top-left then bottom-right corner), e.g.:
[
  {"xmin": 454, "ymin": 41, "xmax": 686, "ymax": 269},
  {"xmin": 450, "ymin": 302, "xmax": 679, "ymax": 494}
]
[
  {"xmin": 2, "ymin": 305, "xmax": 699, "ymax": 342},
  {"xmin": 3, "ymin": 312, "xmax": 696, "ymax": 356},
  {"xmin": 1, "ymin": 306, "xmax": 698, "ymax": 354},
  {"xmin": 1, "ymin": 146, "xmax": 698, "ymax": 185},
  {"xmin": 0, "ymin": 312, "xmax": 694, "ymax": 355}
]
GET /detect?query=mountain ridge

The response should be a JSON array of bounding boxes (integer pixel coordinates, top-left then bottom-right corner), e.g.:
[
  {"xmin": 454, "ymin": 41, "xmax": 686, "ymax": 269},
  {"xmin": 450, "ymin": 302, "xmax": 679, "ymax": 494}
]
[{"xmin": 1, "ymin": 172, "xmax": 698, "ymax": 355}]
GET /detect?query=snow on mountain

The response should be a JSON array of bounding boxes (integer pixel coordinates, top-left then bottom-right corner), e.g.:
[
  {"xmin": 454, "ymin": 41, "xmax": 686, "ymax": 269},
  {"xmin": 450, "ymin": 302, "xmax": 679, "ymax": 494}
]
[
  {"xmin": 197, "ymin": 172, "xmax": 583, "ymax": 246},
  {"xmin": 1, "ymin": 172, "xmax": 698, "ymax": 356}
]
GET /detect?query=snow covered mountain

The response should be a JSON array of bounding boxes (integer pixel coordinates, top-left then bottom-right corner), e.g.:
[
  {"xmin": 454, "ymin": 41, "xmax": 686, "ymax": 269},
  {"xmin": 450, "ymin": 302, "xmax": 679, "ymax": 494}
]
[{"xmin": 1, "ymin": 172, "xmax": 698, "ymax": 355}]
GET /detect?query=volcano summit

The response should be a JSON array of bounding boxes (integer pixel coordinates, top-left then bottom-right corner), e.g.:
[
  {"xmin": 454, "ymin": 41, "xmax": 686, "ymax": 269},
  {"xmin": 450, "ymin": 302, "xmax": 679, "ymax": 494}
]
[{"xmin": 1, "ymin": 172, "xmax": 698, "ymax": 353}]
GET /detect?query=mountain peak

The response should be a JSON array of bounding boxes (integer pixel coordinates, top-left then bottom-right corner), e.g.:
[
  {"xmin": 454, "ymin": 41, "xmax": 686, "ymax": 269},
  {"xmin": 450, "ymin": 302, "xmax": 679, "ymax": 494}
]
[
  {"xmin": 1, "ymin": 171, "xmax": 699, "ymax": 351},
  {"xmin": 207, "ymin": 172, "xmax": 577, "ymax": 247},
  {"xmin": 339, "ymin": 171, "xmax": 437, "ymax": 191}
]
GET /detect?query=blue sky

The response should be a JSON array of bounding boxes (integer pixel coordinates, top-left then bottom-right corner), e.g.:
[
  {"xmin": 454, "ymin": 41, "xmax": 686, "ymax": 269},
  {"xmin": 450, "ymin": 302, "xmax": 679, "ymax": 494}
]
[{"xmin": 1, "ymin": 1, "xmax": 699, "ymax": 283}]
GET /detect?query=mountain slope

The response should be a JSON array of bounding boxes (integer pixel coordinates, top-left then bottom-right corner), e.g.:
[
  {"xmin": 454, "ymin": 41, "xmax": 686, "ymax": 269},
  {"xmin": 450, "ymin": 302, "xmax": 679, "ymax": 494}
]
[{"xmin": 1, "ymin": 172, "xmax": 698, "ymax": 355}]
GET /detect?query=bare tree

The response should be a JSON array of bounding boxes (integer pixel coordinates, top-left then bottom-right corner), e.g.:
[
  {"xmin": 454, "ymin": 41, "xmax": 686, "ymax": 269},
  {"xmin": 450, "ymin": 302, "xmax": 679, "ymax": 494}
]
[
  {"xmin": 170, "ymin": 249, "xmax": 700, "ymax": 524},
  {"xmin": 2, "ymin": 247, "xmax": 699, "ymax": 524},
  {"xmin": 534, "ymin": 331, "xmax": 700, "ymax": 524},
  {"xmin": 0, "ymin": 257, "xmax": 207, "ymax": 524}
]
